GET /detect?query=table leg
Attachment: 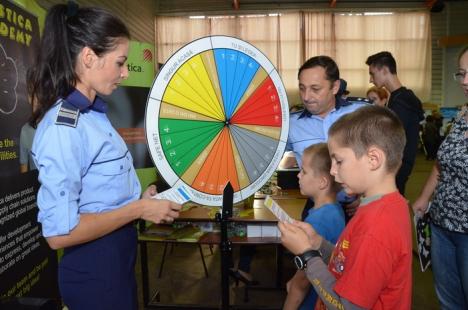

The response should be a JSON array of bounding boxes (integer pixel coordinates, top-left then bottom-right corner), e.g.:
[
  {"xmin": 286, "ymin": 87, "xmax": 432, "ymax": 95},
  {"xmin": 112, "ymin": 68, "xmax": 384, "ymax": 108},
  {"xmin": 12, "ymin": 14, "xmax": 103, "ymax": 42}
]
[
  {"xmin": 276, "ymin": 244, "xmax": 283, "ymax": 288},
  {"xmin": 140, "ymin": 241, "xmax": 150, "ymax": 307}
]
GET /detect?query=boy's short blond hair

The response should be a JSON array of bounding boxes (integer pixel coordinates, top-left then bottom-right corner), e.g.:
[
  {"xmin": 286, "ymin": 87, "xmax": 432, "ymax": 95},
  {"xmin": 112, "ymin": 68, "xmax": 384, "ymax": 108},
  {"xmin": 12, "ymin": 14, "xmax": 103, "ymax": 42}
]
[
  {"xmin": 328, "ymin": 105, "xmax": 406, "ymax": 173},
  {"xmin": 303, "ymin": 143, "xmax": 340, "ymax": 193}
]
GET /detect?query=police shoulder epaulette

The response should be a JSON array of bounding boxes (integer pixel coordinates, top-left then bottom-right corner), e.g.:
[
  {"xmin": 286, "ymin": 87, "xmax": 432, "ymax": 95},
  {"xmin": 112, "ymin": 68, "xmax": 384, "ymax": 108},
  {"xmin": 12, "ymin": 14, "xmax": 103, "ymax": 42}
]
[
  {"xmin": 345, "ymin": 97, "xmax": 372, "ymax": 105},
  {"xmin": 55, "ymin": 100, "xmax": 80, "ymax": 127},
  {"xmin": 290, "ymin": 109, "xmax": 305, "ymax": 115}
]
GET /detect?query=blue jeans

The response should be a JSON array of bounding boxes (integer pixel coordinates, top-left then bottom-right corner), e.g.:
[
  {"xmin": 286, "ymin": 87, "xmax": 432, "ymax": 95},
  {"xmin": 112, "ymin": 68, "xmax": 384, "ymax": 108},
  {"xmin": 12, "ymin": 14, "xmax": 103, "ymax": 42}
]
[{"xmin": 431, "ymin": 223, "xmax": 468, "ymax": 310}]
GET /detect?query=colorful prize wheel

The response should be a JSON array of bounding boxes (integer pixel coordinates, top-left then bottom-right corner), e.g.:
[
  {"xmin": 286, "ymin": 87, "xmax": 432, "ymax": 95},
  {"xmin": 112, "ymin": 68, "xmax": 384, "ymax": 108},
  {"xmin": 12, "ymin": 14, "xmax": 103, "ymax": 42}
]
[{"xmin": 145, "ymin": 36, "xmax": 289, "ymax": 206}]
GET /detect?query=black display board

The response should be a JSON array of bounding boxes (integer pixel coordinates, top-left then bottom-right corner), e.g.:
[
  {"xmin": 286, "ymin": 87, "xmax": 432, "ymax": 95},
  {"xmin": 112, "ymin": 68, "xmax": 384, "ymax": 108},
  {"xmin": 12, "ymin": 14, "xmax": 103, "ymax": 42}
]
[
  {"xmin": 0, "ymin": 171, "xmax": 59, "ymax": 303},
  {"xmin": 0, "ymin": 0, "xmax": 59, "ymax": 306},
  {"xmin": 0, "ymin": 0, "xmax": 40, "ymax": 177}
]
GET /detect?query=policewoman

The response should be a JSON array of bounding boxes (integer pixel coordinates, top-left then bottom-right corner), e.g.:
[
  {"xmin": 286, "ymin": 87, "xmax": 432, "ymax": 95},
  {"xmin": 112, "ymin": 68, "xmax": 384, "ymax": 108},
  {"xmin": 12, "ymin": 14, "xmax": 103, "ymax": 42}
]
[{"xmin": 28, "ymin": 3, "xmax": 181, "ymax": 309}]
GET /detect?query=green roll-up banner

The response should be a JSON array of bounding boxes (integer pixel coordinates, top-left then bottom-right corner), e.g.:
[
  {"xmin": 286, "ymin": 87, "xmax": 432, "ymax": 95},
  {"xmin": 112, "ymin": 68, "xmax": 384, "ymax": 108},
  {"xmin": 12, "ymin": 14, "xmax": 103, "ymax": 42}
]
[{"xmin": 121, "ymin": 41, "xmax": 155, "ymax": 87}]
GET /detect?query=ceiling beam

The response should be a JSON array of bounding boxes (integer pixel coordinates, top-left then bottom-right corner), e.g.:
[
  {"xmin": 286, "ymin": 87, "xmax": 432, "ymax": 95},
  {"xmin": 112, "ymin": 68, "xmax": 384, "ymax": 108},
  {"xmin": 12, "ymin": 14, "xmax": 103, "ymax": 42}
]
[{"xmin": 154, "ymin": 1, "xmax": 433, "ymax": 15}]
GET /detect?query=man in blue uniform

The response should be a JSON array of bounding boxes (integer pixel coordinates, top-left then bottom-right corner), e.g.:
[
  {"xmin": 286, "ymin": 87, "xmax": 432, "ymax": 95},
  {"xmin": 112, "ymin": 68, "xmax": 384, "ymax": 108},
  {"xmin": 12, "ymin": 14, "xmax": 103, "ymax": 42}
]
[
  {"xmin": 277, "ymin": 56, "xmax": 367, "ymax": 310},
  {"xmin": 280, "ymin": 56, "xmax": 367, "ymax": 169}
]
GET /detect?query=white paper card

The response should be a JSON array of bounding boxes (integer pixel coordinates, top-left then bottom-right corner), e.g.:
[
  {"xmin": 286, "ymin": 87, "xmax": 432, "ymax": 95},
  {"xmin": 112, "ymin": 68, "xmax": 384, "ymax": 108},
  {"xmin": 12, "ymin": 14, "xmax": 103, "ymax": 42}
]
[
  {"xmin": 264, "ymin": 195, "xmax": 294, "ymax": 223},
  {"xmin": 152, "ymin": 185, "xmax": 192, "ymax": 204}
]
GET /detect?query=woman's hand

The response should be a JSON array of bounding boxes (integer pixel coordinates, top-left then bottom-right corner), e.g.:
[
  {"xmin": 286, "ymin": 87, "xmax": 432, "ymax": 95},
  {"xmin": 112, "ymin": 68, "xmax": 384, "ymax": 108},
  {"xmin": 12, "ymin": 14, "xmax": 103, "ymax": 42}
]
[
  {"xmin": 412, "ymin": 197, "xmax": 430, "ymax": 217},
  {"xmin": 142, "ymin": 184, "xmax": 157, "ymax": 199},
  {"xmin": 140, "ymin": 198, "xmax": 182, "ymax": 224}
]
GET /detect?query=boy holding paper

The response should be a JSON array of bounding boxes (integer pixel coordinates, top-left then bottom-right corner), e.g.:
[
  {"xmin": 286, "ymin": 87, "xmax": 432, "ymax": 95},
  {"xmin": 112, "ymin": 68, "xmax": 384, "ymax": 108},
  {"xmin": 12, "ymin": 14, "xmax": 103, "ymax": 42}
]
[
  {"xmin": 283, "ymin": 143, "xmax": 345, "ymax": 310},
  {"xmin": 279, "ymin": 105, "xmax": 412, "ymax": 309}
]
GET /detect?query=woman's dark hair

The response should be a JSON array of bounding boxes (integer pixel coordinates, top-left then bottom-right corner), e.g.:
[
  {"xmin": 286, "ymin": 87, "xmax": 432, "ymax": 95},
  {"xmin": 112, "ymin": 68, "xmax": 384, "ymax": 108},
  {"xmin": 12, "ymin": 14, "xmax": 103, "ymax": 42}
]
[{"xmin": 27, "ymin": 3, "xmax": 130, "ymax": 126}]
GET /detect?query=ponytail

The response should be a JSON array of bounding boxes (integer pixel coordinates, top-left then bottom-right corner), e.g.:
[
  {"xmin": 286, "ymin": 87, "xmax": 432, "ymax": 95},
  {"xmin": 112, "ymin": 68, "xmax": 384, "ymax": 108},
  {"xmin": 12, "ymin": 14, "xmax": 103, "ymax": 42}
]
[{"xmin": 27, "ymin": 3, "xmax": 130, "ymax": 125}]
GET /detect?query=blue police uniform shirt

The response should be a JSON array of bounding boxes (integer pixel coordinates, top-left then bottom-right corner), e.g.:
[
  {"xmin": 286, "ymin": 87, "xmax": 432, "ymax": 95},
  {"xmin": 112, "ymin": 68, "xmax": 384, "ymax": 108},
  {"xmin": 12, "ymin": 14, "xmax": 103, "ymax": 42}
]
[
  {"xmin": 285, "ymin": 97, "xmax": 368, "ymax": 166},
  {"xmin": 32, "ymin": 89, "xmax": 141, "ymax": 237}
]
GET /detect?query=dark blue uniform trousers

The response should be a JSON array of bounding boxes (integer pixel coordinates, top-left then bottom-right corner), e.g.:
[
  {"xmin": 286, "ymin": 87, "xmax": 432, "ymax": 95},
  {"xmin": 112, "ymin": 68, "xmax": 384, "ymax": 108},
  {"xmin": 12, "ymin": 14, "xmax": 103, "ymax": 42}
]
[{"xmin": 59, "ymin": 224, "xmax": 137, "ymax": 310}]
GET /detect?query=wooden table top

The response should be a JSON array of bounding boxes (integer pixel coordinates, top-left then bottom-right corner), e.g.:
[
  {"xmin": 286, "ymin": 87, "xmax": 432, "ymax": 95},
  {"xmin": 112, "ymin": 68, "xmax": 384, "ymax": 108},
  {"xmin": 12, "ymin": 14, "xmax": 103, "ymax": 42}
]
[
  {"xmin": 177, "ymin": 195, "xmax": 306, "ymax": 222},
  {"xmin": 139, "ymin": 193, "xmax": 308, "ymax": 243}
]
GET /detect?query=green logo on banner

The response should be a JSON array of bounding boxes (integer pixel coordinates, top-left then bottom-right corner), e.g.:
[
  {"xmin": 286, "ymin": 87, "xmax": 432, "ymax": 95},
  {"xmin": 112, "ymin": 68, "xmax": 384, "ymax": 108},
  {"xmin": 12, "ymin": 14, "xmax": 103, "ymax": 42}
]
[{"xmin": 122, "ymin": 41, "xmax": 155, "ymax": 88}]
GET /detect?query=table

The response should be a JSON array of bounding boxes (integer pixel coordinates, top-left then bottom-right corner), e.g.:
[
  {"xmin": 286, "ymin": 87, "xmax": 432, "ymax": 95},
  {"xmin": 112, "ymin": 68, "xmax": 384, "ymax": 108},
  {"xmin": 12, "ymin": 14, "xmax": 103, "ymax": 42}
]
[
  {"xmin": 138, "ymin": 194, "xmax": 306, "ymax": 309},
  {"xmin": 176, "ymin": 193, "xmax": 306, "ymax": 222}
]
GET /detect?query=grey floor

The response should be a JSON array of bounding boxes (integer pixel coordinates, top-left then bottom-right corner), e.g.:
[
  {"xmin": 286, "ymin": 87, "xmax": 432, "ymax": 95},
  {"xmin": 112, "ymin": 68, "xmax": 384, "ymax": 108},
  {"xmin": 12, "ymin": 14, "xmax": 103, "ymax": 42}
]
[{"xmin": 135, "ymin": 153, "xmax": 439, "ymax": 309}]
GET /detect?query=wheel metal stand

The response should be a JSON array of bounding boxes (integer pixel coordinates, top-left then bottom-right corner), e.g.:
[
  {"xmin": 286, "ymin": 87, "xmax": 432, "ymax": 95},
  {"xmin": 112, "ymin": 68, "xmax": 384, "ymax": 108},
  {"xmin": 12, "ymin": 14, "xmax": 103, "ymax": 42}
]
[{"xmin": 216, "ymin": 182, "xmax": 233, "ymax": 310}]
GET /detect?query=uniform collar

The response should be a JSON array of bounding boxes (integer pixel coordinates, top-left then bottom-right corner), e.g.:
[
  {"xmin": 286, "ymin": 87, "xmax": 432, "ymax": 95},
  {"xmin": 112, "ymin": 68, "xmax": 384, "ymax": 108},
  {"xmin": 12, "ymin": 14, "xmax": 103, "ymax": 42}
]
[
  {"xmin": 65, "ymin": 89, "xmax": 108, "ymax": 113},
  {"xmin": 298, "ymin": 97, "xmax": 347, "ymax": 119}
]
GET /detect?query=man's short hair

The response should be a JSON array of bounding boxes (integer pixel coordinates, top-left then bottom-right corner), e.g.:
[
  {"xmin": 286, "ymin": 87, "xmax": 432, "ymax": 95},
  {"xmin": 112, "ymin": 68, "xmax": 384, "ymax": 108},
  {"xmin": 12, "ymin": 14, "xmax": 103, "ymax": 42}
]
[
  {"xmin": 298, "ymin": 56, "xmax": 340, "ymax": 82},
  {"xmin": 303, "ymin": 143, "xmax": 340, "ymax": 193},
  {"xmin": 365, "ymin": 51, "xmax": 397, "ymax": 74},
  {"xmin": 328, "ymin": 105, "xmax": 406, "ymax": 173}
]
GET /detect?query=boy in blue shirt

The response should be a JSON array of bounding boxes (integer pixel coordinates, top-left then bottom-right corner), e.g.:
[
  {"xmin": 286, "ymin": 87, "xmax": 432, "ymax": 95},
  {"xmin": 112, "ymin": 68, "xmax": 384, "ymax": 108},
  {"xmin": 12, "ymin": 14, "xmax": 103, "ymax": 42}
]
[{"xmin": 283, "ymin": 143, "xmax": 345, "ymax": 310}]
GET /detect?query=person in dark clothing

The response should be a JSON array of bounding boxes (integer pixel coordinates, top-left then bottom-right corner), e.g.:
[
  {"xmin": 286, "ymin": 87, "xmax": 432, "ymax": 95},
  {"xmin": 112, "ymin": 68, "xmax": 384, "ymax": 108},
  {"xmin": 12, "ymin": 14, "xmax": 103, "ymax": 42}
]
[
  {"xmin": 422, "ymin": 115, "xmax": 442, "ymax": 160},
  {"xmin": 366, "ymin": 51, "xmax": 424, "ymax": 195}
]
